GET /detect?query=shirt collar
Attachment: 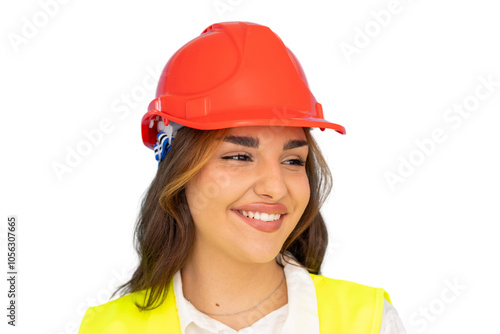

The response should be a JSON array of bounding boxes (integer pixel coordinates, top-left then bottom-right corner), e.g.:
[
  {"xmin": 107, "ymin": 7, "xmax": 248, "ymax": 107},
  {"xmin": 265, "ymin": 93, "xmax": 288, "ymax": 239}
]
[{"xmin": 173, "ymin": 253, "xmax": 320, "ymax": 333}]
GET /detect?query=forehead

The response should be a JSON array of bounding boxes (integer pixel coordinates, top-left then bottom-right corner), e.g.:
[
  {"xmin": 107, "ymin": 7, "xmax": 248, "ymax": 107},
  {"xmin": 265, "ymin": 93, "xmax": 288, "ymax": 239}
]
[
  {"xmin": 226, "ymin": 126, "xmax": 307, "ymax": 140},
  {"xmin": 222, "ymin": 126, "xmax": 309, "ymax": 151}
]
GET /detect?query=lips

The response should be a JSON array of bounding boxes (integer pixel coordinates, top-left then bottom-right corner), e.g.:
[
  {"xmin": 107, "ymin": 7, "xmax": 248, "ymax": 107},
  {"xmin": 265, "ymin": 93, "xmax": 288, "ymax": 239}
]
[{"xmin": 232, "ymin": 209, "xmax": 285, "ymax": 233}]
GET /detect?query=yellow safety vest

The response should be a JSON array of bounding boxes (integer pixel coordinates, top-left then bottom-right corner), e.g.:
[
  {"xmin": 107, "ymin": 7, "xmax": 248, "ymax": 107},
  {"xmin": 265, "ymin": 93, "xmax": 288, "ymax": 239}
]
[{"xmin": 78, "ymin": 274, "xmax": 391, "ymax": 334}]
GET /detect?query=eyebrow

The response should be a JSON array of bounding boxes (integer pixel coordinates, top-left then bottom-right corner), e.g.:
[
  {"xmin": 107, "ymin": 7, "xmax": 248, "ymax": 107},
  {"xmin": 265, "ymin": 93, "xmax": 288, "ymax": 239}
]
[{"xmin": 223, "ymin": 135, "xmax": 308, "ymax": 150}]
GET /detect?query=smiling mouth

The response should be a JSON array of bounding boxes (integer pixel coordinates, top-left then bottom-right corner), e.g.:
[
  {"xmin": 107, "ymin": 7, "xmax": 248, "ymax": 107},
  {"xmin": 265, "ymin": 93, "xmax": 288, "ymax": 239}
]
[
  {"xmin": 236, "ymin": 210, "xmax": 283, "ymax": 222},
  {"xmin": 231, "ymin": 210, "xmax": 286, "ymax": 233}
]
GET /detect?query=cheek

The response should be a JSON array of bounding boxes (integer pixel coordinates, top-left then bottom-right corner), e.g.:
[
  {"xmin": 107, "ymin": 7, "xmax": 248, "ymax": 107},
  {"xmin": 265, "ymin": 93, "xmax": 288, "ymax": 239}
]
[
  {"xmin": 283, "ymin": 174, "xmax": 310, "ymax": 235},
  {"xmin": 185, "ymin": 181, "xmax": 208, "ymax": 219},
  {"xmin": 186, "ymin": 172, "xmax": 215, "ymax": 222},
  {"xmin": 293, "ymin": 174, "xmax": 311, "ymax": 210},
  {"xmin": 186, "ymin": 168, "xmax": 240, "ymax": 219}
]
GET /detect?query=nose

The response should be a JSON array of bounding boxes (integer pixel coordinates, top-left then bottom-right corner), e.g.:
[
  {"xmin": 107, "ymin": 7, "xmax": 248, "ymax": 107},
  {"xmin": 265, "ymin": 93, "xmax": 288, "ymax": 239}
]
[{"xmin": 253, "ymin": 158, "xmax": 288, "ymax": 200}]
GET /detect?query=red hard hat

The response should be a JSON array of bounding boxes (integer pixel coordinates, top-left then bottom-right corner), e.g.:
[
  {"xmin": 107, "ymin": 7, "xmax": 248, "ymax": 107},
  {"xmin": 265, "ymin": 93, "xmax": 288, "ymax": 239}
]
[{"xmin": 142, "ymin": 21, "xmax": 346, "ymax": 149}]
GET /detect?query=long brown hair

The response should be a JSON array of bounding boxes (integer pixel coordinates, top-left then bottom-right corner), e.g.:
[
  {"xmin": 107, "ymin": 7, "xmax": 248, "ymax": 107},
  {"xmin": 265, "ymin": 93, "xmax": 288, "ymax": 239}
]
[{"xmin": 111, "ymin": 126, "xmax": 333, "ymax": 310}]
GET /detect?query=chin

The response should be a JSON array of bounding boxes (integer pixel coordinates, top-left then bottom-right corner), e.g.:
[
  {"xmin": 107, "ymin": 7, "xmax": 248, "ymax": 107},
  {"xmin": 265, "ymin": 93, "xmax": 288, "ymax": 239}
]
[{"xmin": 235, "ymin": 242, "xmax": 284, "ymax": 265}]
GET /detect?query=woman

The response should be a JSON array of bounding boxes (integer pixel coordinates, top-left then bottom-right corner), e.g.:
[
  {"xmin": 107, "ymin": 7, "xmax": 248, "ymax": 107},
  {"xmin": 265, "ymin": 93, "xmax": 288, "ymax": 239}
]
[{"xmin": 78, "ymin": 21, "xmax": 406, "ymax": 333}]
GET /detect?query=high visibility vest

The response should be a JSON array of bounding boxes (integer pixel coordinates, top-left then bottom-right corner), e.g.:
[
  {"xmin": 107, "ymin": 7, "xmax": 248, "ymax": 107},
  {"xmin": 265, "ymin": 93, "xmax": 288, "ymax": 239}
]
[{"xmin": 78, "ymin": 274, "xmax": 391, "ymax": 334}]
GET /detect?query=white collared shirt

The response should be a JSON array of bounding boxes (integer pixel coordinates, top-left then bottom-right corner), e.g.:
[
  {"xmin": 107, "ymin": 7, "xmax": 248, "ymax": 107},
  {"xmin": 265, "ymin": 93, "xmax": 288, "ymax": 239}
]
[{"xmin": 173, "ymin": 256, "xmax": 406, "ymax": 334}]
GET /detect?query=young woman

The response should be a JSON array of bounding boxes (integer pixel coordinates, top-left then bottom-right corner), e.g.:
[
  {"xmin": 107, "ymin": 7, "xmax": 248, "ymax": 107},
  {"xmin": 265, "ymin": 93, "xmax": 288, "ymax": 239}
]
[{"xmin": 78, "ymin": 21, "xmax": 406, "ymax": 333}]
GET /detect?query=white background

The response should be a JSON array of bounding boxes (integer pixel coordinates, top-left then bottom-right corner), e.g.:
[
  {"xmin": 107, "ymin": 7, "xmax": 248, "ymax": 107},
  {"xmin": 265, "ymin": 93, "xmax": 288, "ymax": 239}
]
[{"xmin": 1, "ymin": 0, "xmax": 499, "ymax": 333}]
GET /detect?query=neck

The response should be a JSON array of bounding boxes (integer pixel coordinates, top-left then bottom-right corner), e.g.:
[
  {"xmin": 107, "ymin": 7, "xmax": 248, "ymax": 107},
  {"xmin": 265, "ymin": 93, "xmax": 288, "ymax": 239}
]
[{"xmin": 180, "ymin": 245, "xmax": 287, "ymax": 329}]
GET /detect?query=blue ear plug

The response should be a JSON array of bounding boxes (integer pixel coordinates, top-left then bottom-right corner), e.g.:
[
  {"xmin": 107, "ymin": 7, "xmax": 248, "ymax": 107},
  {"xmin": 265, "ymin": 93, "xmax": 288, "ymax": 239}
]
[
  {"xmin": 153, "ymin": 132, "xmax": 174, "ymax": 165},
  {"xmin": 153, "ymin": 120, "xmax": 184, "ymax": 166}
]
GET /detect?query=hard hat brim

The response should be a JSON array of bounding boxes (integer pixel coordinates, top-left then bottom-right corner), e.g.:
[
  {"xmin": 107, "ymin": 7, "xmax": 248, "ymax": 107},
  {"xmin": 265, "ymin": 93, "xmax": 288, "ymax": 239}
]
[{"xmin": 142, "ymin": 109, "xmax": 345, "ymax": 149}]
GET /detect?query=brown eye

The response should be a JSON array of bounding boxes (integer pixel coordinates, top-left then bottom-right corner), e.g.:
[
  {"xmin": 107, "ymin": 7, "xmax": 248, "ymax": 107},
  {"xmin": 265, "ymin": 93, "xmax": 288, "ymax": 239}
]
[
  {"xmin": 222, "ymin": 154, "xmax": 252, "ymax": 161},
  {"xmin": 284, "ymin": 159, "xmax": 306, "ymax": 166}
]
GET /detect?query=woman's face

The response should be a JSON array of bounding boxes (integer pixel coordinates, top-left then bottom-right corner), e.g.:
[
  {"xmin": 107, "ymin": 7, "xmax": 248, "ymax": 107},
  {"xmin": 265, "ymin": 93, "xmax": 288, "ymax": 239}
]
[{"xmin": 185, "ymin": 126, "xmax": 311, "ymax": 264}]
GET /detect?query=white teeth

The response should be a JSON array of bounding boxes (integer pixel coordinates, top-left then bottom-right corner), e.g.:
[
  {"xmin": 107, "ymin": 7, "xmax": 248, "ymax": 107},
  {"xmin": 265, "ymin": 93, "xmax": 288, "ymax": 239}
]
[{"xmin": 239, "ymin": 210, "xmax": 282, "ymax": 222}]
